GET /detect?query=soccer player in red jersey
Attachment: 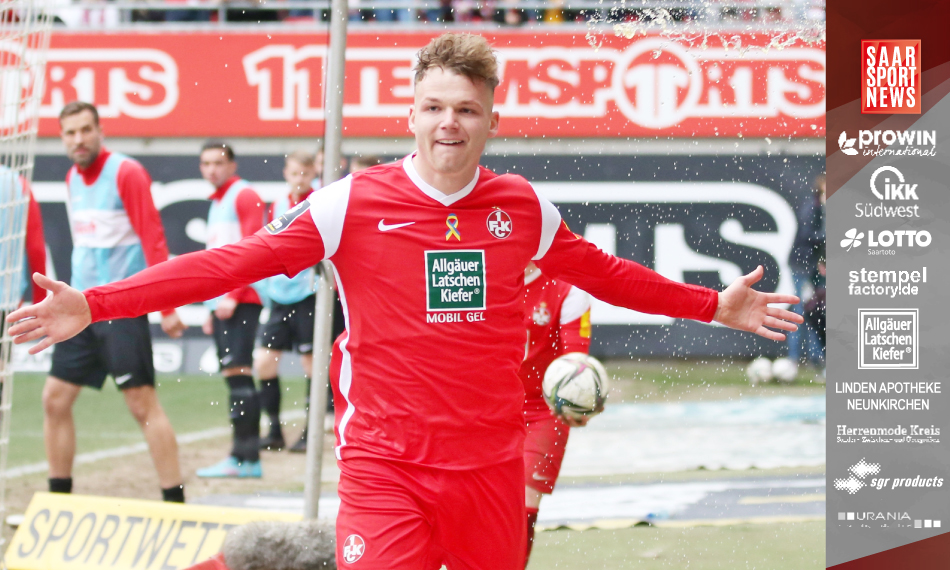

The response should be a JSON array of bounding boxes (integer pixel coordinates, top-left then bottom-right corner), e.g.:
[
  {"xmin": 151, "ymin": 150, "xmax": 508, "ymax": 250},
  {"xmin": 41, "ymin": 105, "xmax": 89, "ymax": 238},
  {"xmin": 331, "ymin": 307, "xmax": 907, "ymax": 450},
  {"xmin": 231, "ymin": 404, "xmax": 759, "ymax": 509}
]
[
  {"xmin": 520, "ymin": 262, "xmax": 593, "ymax": 566},
  {"xmin": 10, "ymin": 34, "xmax": 802, "ymax": 569}
]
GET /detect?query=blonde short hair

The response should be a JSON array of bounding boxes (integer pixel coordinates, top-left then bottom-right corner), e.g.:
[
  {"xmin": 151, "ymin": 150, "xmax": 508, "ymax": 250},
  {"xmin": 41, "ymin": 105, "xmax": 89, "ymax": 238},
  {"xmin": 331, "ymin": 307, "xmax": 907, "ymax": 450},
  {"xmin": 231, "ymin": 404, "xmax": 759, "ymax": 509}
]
[
  {"xmin": 286, "ymin": 150, "xmax": 316, "ymax": 167},
  {"xmin": 414, "ymin": 33, "xmax": 499, "ymax": 91}
]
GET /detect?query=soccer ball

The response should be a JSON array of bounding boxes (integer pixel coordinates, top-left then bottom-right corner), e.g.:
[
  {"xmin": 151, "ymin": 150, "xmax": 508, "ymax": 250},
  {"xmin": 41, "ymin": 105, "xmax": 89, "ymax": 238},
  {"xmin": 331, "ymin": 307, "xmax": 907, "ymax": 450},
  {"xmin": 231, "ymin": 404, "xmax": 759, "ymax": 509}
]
[
  {"xmin": 542, "ymin": 353, "xmax": 610, "ymax": 421},
  {"xmin": 771, "ymin": 357, "xmax": 799, "ymax": 383},
  {"xmin": 746, "ymin": 357, "xmax": 773, "ymax": 385}
]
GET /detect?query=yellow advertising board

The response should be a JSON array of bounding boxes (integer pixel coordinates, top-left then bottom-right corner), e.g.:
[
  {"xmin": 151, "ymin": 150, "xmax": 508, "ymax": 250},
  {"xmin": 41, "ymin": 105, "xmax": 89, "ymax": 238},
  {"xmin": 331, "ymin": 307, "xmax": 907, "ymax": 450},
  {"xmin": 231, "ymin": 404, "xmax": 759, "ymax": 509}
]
[{"xmin": 6, "ymin": 493, "xmax": 301, "ymax": 570}]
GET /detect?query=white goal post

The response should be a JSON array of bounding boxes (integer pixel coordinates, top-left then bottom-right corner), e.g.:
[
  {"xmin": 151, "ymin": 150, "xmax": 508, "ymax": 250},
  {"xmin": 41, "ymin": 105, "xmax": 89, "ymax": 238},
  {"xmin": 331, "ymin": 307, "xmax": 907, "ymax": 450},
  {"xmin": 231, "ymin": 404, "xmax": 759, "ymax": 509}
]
[{"xmin": 0, "ymin": 0, "xmax": 53, "ymax": 558}]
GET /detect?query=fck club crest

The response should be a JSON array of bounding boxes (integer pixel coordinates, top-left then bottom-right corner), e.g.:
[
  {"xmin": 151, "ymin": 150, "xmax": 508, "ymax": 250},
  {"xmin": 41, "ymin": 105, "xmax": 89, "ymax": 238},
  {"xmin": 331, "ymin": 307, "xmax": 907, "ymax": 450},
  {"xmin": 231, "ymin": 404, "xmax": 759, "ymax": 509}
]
[
  {"xmin": 532, "ymin": 302, "xmax": 552, "ymax": 326},
  {"xmin": 487, "ymin": 209, "xmax": 512, "ymax": 239},
  {"xmin": 343, "ymin": 534, "xmax": 365, "ymax": 564}
]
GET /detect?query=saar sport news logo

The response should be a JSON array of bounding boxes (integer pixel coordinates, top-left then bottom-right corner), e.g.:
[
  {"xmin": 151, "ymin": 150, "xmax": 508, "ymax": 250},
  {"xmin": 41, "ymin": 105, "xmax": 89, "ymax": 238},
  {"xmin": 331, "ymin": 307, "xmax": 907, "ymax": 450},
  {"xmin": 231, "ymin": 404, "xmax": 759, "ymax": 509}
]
[
  {"xmin": 834, "ymin": 457, "xmax": 943, "ymax": 495},
  {"xmin": 838, "ymin": 129, "xmax": 936, "ymax": 157},
  {"xmin": 855, "ymin": 166, "xmax": 921, "ymax": 219},
  {"xmin": 862, "ymin": 40, "xmax": 921, "ymax": 114}
]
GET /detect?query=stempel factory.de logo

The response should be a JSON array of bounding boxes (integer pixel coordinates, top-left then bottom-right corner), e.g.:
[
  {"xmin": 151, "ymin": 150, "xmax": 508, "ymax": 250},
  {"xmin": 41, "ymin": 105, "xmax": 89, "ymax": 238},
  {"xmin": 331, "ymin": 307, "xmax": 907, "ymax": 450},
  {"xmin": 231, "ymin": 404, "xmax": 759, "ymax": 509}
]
[{"xmin": 34, "ymin": 32, "xmax": 826, "ymax": 138}]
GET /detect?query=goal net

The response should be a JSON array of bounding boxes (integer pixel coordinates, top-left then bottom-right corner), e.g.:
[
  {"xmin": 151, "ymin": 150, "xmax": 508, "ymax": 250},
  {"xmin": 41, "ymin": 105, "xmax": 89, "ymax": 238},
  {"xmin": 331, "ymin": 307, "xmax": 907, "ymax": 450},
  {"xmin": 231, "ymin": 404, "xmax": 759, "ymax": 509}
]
[{"xmin": 0, "ymin": 0, "xmax": 52, "ymax": 554}]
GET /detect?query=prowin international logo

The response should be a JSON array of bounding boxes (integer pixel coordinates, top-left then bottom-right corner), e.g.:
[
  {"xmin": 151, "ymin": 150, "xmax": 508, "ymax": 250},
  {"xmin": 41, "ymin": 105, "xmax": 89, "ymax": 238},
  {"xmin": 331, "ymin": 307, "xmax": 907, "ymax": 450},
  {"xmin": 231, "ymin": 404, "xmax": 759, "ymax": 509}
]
[
  {"xmin": 840, "ymin": 227, "xmax": 931, "ymax": 255},
  {"xmin": 838, "ymin": 129, "xmax": 936, "ymax": 157}
]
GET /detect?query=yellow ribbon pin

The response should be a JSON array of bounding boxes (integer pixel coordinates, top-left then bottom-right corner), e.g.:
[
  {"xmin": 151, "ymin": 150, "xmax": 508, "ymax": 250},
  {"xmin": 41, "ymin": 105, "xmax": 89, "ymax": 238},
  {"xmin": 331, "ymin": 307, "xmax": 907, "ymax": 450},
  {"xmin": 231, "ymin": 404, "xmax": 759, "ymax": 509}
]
[{"xmin": 445, "ymin": 214, "xmax": 461, "ymax": 241}]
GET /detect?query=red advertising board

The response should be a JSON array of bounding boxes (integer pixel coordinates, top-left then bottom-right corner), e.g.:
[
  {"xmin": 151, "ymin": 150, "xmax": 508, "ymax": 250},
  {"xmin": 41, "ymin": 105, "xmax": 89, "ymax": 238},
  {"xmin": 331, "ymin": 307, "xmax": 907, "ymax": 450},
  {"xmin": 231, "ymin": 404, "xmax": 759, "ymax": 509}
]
[{"xmin": 38, "ymin": 30, "xmax": 825, "ymax": 138}]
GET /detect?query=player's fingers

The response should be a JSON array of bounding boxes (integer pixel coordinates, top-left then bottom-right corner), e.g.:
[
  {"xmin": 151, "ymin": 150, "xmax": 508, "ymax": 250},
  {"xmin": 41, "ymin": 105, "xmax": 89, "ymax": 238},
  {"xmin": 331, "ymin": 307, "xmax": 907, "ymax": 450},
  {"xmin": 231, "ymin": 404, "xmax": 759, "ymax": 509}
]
[
  {"xmin": 767, "ymin": 307, "xmax": 805, "ymax": 323},
  {"xmin": 7, "ymin": 317, "xmax": 41, "ymax": 337},
  {"xmin": 12, "ymin": 326, "xmax": 47, "ymax": 345},
  {"xmin": 764, "ymin": 293, "xmax": 801, "ymax": 305},
  {"xmin": 755, "ymin": 326, "xmax": 787, "ymax": 342},
  {"xmin": 34, "ymin": 272, "xmax": 66, "ymax": 293},
  {"xmin": 741, "ymin": 265, "xmax": 764, "ymax": 286},
  {"xmin": 29, "ymin": 336, "xmax": 55, "ymax": 355},
  {"xmin": 763, "ymin": 315, "xmax": 798, "ymax": 332},
  {"xmin": 6, "ymin": 305, "xmax": 38, "ymax": 323}
]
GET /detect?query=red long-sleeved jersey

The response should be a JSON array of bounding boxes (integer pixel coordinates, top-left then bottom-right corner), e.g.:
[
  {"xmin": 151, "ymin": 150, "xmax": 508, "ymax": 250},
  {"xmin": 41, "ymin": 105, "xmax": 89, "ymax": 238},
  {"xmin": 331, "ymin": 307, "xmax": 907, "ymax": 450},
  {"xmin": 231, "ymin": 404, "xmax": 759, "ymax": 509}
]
[{"xmin": 84, "ymin": 157, "xmax": 717, "ymax": 469}]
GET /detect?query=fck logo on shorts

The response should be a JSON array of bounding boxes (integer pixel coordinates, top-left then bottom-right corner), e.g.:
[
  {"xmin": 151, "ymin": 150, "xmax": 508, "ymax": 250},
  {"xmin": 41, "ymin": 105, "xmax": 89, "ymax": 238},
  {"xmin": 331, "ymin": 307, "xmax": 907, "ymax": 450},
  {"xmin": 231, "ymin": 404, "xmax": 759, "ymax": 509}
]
[{"xmin": 343, "ymin": 534, "xmax": 365, "ymax": 563}]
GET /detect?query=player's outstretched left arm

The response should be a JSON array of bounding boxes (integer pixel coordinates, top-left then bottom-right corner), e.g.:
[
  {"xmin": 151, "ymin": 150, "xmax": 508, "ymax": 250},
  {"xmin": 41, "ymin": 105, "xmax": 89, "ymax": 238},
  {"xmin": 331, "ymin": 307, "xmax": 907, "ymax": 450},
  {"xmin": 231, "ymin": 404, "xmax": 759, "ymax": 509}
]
[
  {"xmin": 6, "ymin": 273, "xmax": 91, "ymax": 354},
  {"xmin": 713, "ymin": 265, "xmax": 803, "ymax": 341},
  {"xmin": 536, "ymin": 222, "xmax": 802, "ymax": 340}
]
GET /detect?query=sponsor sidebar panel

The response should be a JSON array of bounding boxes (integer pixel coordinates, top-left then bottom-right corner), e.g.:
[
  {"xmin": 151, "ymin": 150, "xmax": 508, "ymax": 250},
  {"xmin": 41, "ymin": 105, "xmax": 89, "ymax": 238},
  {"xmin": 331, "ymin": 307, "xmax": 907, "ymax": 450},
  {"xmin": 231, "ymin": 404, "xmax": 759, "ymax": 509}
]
[{"xmin": 827, "ymin": 2, "xmax": 950, "ymax": 567}]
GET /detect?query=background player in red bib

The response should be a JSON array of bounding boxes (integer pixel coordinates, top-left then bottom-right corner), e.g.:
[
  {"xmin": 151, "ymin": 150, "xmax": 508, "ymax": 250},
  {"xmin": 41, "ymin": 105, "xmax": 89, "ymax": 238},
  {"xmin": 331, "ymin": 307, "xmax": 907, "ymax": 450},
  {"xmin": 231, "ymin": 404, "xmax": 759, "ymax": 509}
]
[
  {"xmin": 10, "ymin": 34, "xmax": 803, "ymax": 569},
  {"xmin": 520, "ymin": 262, "xmax": 593, "ymax": 566}
]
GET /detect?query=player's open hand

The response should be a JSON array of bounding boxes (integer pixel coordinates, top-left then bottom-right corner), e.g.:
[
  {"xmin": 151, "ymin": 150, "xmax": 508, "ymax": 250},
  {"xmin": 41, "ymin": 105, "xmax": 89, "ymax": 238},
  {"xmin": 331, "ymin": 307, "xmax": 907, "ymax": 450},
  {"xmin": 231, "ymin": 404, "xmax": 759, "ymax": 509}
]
[
  {"xmin": 161, "ymin": 311, "xmax": 187, "ymax": 339},
  {"xmin": 713, "ymin": 265, "xmax": 804, "ymax": 341},
  {"xmin": 5, "ymin": 273, "xmax": 91, "ymax": 354}
]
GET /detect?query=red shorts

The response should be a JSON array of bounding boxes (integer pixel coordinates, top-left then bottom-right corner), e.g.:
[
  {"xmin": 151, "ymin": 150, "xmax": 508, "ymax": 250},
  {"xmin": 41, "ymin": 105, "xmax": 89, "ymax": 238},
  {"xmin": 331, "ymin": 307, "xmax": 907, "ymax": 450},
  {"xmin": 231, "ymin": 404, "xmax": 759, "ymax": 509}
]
[
  {"xmin": 336, "ymin": 457, "xmax": 526, "ymax": 569},
  {"xmin": 523, "ymin": 407, "xmax": 570, "ymax": 494}
]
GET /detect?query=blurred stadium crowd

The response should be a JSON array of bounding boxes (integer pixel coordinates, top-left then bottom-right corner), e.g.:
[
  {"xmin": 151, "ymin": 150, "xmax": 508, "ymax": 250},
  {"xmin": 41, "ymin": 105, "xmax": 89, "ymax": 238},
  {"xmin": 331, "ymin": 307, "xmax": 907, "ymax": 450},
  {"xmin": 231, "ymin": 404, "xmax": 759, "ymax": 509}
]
[{"xmin": 52, "ymin": 0, "xmax": 825, "ymax": 27}]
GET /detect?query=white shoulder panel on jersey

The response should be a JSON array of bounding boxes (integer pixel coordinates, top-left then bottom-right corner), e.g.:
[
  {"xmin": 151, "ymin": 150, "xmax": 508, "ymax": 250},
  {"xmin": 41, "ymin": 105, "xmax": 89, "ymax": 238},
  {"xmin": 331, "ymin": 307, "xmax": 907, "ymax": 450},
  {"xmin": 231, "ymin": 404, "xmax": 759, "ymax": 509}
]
[
  {"xmin": 308, "ymin": 175, "xmax": 352, "ymax": 259},
  {"xmin": 560, "ymin": 286, "xmax": 592, "ymax": 324},
  {"xmin": 531, "ymin": 186, "xmax": 563, "ymax": 260}
]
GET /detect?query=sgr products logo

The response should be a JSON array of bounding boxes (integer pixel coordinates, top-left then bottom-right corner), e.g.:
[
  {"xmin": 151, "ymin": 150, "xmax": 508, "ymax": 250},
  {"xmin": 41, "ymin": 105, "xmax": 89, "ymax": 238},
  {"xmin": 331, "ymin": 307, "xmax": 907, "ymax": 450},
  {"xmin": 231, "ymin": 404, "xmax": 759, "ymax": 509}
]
[
  {"xmin": 834, "ymin": 458, "xmax": 881, "ymax": 494},
  {"xmin": 859, "ymin": 309, "xmax": 918, "ymax": 369},
  {"xmin": 834, "ymin": 457, "xmax": 943, "ymax": 495},
  {"xmin": 848, "ymin": 267, "xmax": 927, "ymax": 297},
  {"xmin": 838, "ymin": 130, "xmax": 936, "ymax": 158},
  {"xmin": 856, "ymin": 166, "xmax": 921, "ymax": 218},
  {"xmin": 840, "ymin": 227, "xmax": 931, "ymax": 255}
]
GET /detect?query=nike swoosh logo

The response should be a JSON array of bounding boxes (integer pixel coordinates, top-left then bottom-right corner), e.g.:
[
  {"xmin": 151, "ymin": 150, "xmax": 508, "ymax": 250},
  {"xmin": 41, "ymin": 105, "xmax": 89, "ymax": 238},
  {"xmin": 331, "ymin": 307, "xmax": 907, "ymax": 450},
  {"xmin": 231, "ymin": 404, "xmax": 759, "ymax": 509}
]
[
  {"xmin": 115, "ymin": 373, "xmax": 133, "ymax": 385},
  {"xmin": 378, "ymin": 220, "xmax": 416, "ymax": 232},
  {"xmin": 532, "ymin": 472, "xmax": 552, "ymax": 481}
]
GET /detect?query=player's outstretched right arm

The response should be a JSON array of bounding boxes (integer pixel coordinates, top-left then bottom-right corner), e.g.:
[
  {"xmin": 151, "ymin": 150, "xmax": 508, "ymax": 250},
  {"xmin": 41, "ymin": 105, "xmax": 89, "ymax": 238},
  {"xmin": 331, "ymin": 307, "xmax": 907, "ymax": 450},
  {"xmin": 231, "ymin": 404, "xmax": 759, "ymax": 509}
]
[{"xmin": 7, "ymin": 213, "xmax": 327, "ymax": 354}]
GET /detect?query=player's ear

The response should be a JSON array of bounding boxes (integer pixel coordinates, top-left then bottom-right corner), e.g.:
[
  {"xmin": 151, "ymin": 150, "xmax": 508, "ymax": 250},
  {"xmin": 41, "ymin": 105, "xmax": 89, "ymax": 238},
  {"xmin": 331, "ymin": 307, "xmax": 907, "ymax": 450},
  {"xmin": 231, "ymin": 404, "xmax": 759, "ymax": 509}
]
[
  {"xmin": 488, "ymin": 111, "xmax": 500, "ymax": 138},
  {"xmin": 408, "ymin": 106, "xmax": 416, "ymax": 135}
]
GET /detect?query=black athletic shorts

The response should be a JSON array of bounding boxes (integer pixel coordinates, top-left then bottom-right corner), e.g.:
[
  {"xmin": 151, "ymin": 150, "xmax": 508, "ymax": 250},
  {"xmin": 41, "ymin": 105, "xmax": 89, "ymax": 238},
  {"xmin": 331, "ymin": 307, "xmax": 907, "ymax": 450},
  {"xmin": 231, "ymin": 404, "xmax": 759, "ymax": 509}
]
[
  {"xmin": 50, "ymin": 316, "xmax": 154, "ymax": 390},
  {"xmin": 212, "ymin": 303, "xmax": 262, "ymax": 369},
  {"xmin": 259, "ymin": 295, "xmax": 316, "ymax": 354}
]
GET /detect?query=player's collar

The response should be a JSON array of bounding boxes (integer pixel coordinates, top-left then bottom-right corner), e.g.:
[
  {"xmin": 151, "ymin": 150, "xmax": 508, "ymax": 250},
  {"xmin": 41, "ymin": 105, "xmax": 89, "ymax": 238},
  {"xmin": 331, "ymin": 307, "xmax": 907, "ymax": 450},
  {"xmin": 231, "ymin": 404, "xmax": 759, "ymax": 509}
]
[
  {"xmin": 209, "ymin": 176, "xmax": 240, "ymax": 201},
  {"xmin": 524, "ymin": 266, "xmax": 542, "ymax": 285},
  {"xmin": 75, "ymin": 147, "xmax": 111, "ymax": 185},
  {"xmin": 402, "ymin": 153, "xmax": 479, "ymax": 207}
]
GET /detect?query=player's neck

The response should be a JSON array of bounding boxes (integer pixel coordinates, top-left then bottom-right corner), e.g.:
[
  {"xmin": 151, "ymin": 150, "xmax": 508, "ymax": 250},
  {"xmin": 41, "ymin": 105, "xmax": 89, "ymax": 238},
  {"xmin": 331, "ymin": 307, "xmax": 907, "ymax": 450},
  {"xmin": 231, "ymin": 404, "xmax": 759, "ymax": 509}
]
[{"xmin": 410, "ymin": 154, "xmax": 476, "ymax": 196}]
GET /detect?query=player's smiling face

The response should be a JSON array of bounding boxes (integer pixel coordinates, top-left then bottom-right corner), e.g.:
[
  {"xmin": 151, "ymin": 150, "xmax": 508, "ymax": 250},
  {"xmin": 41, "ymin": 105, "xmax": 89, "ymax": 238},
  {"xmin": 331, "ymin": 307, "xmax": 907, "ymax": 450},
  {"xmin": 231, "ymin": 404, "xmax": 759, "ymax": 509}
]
[{"xmin": 409, "ymin": 67, "xmax": 499, "ymax": 193}]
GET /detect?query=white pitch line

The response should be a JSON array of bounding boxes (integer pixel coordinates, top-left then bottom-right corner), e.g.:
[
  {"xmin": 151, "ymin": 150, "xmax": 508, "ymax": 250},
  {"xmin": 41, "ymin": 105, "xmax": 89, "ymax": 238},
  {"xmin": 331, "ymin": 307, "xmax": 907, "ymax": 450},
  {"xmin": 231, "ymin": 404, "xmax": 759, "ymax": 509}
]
[{"xmin": 4, "ymin": 410, "xmax": 307, "ymax": 479}]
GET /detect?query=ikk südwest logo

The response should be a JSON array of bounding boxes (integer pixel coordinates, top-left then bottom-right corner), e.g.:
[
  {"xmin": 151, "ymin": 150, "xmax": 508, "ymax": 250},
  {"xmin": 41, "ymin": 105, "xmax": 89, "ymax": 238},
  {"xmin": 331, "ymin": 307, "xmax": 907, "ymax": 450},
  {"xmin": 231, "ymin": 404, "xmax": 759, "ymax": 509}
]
[{"xmin": 862, "ymin": 40, "xmax": 921, "ymax": 114}]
